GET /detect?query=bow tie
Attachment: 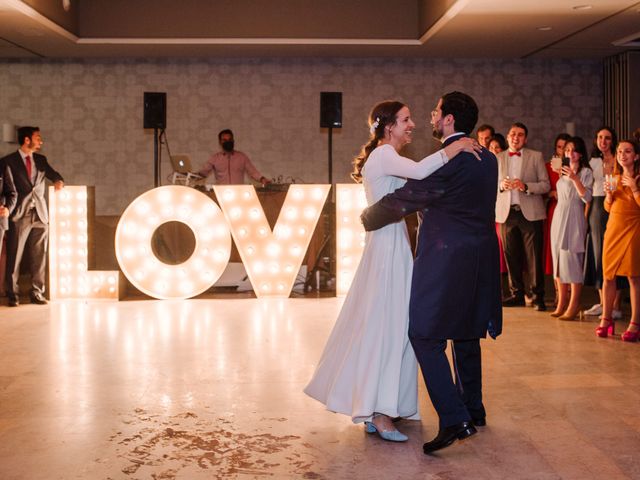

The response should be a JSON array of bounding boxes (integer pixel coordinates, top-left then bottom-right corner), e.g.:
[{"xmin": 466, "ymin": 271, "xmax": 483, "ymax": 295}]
[{"xmin": 509, "ymin": 151, "xmax": 521, "ymax": 157}]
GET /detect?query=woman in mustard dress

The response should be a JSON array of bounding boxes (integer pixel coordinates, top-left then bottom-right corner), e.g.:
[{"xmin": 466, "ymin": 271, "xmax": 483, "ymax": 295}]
[{"xmin": 596, "ymin": 140, "xmax": 640, "ymax": 341}]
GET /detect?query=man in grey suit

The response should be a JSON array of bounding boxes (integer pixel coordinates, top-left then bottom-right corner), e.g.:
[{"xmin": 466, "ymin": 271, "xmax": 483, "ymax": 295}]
[
  {"xmin": 496, "ymin": 122, "xmax": 550, "ymax": 310},
  {"xmin": 1, "ymin": 126, "xmax": 64, "ymax": 307}
]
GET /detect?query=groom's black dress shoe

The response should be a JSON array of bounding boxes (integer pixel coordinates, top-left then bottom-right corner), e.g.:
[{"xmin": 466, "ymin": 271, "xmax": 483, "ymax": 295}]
[
  {"xmin": 471, "ymin": 416, "xmax": 486, "ymax": 427},
  {"xmin": 423, "ymin": 421, "xmax": 477, "ymax": 454}
]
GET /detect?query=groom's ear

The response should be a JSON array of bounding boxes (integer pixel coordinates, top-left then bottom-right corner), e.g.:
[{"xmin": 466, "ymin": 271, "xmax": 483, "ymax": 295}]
[{"xmin": 444, "ymin": 113, "xmax": 455, "ymax": 127}]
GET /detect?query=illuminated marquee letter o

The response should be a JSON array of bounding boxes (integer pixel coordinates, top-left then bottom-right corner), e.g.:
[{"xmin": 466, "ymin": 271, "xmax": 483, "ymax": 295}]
[{"xmin": 115, "ymin": 186, "xmax": 231, "ymax": 299}]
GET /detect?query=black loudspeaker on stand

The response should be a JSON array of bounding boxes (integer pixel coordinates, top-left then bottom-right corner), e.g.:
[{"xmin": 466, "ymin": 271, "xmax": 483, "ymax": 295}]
[
  {"xmin": 143, "ymin": 92, "xmax": 167, "ymax": 188},
  {"xmin": 320, "ymin": 92, "xmax": 342, "ymax": 185},
  {"xmin": 305, "ymin": 92, "xmax": 342, "ymax": 292}
]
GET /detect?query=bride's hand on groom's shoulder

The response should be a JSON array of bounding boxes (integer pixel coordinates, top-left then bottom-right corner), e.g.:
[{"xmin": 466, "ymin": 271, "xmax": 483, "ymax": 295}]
[{"xmin": 456, "ymin": 137, "xmax": 482, "ymax": 161}]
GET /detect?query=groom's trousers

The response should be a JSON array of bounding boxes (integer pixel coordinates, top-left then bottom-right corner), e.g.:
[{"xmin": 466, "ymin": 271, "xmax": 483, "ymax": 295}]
[{"xmin": 409, "ymin": 336, "xmax": 483, "ymax": 428}]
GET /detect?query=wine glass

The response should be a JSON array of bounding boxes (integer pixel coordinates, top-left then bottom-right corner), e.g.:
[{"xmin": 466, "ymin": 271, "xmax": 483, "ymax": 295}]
[{"xmin": 605, "ymin": 173, "xmax": 617, "ymax": 192}]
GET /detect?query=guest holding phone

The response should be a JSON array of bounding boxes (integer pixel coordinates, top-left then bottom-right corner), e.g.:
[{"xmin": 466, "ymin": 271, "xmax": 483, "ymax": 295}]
[
  {"xmin": 544, "ymin": 134, "xmax": 571, "ymax": 282},
  {"xmin": 549, "ymin": 137, "xmax": 593, "ymax": 319}
]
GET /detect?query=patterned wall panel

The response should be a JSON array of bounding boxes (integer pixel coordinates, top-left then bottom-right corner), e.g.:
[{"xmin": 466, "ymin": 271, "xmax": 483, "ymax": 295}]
[{"xmin": 0, "ymin": 57, "xmax": 602, "ymax": 215}]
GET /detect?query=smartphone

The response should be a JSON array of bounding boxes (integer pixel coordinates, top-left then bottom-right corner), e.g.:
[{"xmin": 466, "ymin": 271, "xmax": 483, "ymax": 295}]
[{"xmin": 561, "ymin": 157, "xmax": 570, "ymax": 168}]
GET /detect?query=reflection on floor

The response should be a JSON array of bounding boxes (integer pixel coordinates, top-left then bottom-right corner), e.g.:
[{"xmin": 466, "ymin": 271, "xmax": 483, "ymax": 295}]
[{"xmin": 0, "ymin": 297, "xmax": 638, "ymax": 479}]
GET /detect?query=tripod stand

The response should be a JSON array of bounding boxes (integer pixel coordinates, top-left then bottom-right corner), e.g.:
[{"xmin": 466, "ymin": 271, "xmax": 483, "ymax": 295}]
[{"xmin": 304, "ymin": 202, "xmax": 335, "ymax": 292}]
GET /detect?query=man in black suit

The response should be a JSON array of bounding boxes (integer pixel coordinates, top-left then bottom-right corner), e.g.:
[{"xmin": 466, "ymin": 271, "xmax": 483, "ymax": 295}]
[
  {"xmin": 0, "ymin": 162, "xmax": 17, "ymax": 252},
  {"xmin": 361, "ymin": 92, "xmax": 502, "ymax": 454},
  {"xmin": 1, "ymin": 126, "xmax": 64, "ymax": 306}
]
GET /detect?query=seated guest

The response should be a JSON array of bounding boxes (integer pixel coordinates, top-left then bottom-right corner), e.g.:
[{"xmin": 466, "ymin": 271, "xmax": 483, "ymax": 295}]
[
  {"xmin": 488, "ymin": 133, "xmax": 507, "ymax": 155},
  {"xmin": 476, "ymin": 124, "xmax": 495, "ymax": 149},
  {"xmin": 596, "ymin": 140, "xmax": 640, "ymax": 341},
  {"xmin": 198, "ymin": 129, "xmax": 270, "ymax": 185},
  {"xmin": 549, "ymin": 137, "xmax": 593, "ymax": 319}
]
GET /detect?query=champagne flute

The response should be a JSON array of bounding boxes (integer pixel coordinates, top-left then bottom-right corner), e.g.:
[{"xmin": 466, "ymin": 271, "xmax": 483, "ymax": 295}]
[{"xmin": 605, "ymin": 173, "xmax": 617, "ymax": 193}]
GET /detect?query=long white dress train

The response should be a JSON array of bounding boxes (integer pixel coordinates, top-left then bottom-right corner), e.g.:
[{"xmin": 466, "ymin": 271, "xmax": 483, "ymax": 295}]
[{"xmin": 304, "ymin": 144, "xmax": 449, "ymax": 423}]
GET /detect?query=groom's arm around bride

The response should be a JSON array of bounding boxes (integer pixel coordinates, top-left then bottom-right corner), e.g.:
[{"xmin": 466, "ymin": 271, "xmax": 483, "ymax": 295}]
[{"xmin": 361, "ymin": 91, "xmax": 502, "ymax": 454}]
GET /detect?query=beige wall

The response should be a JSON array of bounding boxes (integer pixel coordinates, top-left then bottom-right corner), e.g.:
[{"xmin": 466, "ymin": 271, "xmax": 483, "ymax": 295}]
[{"xmin": 0, "ymin": 57, "xmax": 602, "ymax": 215}]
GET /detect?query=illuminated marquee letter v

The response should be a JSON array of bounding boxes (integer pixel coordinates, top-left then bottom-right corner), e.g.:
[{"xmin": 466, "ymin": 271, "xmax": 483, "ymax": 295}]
[{"xmin": 214, "ymin": 185, "xmax": 330, "ymax": 298}]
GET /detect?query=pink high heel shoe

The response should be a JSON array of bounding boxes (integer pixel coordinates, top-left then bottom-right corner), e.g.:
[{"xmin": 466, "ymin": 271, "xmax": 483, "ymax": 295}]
[
  {"xmin": 621, "ymin": 321, "xmax": 640, "ymax": 342},
  {"xmin": 595, "ymin": 318, "xmax": 615, "ymax": 338}
]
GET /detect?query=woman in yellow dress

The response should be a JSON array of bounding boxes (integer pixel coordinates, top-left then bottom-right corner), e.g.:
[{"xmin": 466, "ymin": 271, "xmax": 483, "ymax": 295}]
[{"xmin": 596, "ymin": 140, "xmax": 640, "ymax": 341}]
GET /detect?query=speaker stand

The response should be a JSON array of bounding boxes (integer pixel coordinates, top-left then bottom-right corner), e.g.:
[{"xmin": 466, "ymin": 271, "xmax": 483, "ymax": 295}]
[
  {"xmin": 327, "ymin": 126, "xmax": 333, "ymax": 184},
  {"xmin": 153, "ymin": 127, "xmax": 161, "ymax": 188},
  {"xmin": 304, "ymin": 205, "xmax": 336, "ymax": 293}
]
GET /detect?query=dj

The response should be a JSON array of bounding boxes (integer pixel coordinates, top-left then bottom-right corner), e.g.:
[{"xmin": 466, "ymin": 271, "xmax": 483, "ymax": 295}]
[{"xmin": 197, "ymin": 129, "xmax": 270, "ymax": 186}]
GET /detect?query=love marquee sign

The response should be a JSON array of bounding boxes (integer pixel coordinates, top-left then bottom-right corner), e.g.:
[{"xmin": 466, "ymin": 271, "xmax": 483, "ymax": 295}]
[{"xmin": 48, "ymin": 184, "xmax": 368, "ymax": 300}]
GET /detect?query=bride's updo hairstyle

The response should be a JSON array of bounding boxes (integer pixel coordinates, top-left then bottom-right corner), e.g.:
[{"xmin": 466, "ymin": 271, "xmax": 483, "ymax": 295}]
[{"xmin": 351, "ymin": 100, "xmax": 405, "ymax": 183}]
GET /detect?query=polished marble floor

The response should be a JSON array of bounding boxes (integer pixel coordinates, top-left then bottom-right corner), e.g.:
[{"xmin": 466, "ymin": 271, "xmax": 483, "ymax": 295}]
[{"xmin": 0, "ymin": 296, "xmax": 639, "ymax": 479}]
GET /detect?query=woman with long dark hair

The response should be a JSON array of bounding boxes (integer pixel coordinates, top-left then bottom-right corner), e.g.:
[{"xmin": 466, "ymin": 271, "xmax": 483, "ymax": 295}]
[
  {"xmin": 305, "ymin": 100, "xmax": 479, "ymax": 441},
  {"xmin": 488, "ymin": 133, "xmax": 507, "ymax": 156},
  {"xmin": 597, "ymin": 140, "xmax": 640, "ymax": 341},
  {"xmin": 584, "ymin": 127, "xmax": 623, "ymax": 317},
  {"xmin": 549, "ymin": 137, "xmax": 593, "ymax": 319}
]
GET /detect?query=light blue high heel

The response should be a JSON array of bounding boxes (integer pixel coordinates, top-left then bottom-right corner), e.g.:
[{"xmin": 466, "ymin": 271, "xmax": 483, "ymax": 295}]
[{"xmin": 364, "ymin": 421, "xmax": 408, "ymax": 442}]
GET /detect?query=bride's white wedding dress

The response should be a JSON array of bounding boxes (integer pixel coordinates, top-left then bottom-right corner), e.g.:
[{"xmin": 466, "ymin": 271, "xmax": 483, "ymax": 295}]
[{"xmin": 304, "ymin": 144, "xmax": 449, "ymax": 423}]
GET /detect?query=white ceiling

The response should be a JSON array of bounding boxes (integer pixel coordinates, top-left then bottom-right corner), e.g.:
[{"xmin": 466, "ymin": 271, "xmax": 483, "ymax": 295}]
[{"xmin": 0, "ymin": 0, "xmax": 639, "ymax": 59}]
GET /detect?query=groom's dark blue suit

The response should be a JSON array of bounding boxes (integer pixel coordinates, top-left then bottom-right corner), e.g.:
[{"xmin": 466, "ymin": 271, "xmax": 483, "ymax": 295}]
[{"xmin": 361, "ymin": 132, "xmax": 502, "ymax": 428}]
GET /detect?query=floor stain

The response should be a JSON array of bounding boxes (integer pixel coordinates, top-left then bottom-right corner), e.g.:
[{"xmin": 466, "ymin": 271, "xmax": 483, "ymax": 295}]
[{"xmin": 109, "ymin": 408, "xmax": 327, "ymax": 479}]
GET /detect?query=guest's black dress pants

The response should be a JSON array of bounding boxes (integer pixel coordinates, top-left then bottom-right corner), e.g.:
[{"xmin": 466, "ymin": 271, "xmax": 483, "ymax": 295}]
[{"xmin": 500, "ymin": 207, "xmax": 544, "ymax": 302}]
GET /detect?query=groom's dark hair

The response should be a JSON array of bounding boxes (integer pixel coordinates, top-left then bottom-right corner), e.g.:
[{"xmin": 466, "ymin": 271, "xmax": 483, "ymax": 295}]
[{"xmin": 440, "ymin": 91, "xmax": 478, "ymax": 134}]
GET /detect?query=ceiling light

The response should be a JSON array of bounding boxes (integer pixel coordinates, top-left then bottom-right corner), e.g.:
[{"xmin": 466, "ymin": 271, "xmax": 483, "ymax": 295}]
[
  {"xmin": 537, "ymin": 26, "xmax": 553, "ymax": 31},
  {"xmin": 572, "ymin": 5, "xmax": 593, "ymax": 10}
]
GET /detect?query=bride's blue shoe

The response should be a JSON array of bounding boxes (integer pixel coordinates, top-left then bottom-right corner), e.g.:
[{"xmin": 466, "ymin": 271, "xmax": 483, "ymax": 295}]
[{"xmin": 364, "ymin": 421, "xmax": 408, "ymax": 442}]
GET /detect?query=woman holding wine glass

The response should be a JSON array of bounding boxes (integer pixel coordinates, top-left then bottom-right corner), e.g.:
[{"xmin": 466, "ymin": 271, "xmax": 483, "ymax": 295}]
[{"xmin": 597, "ymin": 140, "xmax": 640, "ymax": 341}]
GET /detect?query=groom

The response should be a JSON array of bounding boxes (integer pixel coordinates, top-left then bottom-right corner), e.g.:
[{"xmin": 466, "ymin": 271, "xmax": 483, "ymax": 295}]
[{"xmin": 361, "ymin": 91, "xmax": 502, "ymax": 454}]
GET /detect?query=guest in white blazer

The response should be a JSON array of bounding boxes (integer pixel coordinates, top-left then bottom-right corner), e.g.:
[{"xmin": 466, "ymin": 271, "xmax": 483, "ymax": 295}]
[{"xmin": 496, "ymin": 123, "xmax": 550, "ymax": 311}]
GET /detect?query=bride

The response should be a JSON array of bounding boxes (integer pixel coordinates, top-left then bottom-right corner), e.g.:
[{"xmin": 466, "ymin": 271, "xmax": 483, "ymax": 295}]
[{"xmin": 304, "ymin": 100, "xmax": 480, "ymax": 441}]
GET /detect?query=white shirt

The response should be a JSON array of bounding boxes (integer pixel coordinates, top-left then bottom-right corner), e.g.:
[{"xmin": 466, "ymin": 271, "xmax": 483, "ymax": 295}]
[
  {"xmin": 508, "ymin": 150, "xmax": 523, "ymax": 206},
  {"xmin": 441, "ymin": 132, "xmax": 464, "ymax": 144},
  {"xmin": 19, "ymin": 149, "xmax": 36, "ymax": 184}
]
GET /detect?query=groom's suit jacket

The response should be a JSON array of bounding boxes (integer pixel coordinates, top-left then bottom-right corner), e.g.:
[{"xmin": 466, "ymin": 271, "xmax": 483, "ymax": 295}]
[
  {"xmin": 361, "ymin": 134, "xmax": 502, "ymax": 340},
  {"xmin": 0, "ymin": 151, "xmax": 63, "ymax": 224}
]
